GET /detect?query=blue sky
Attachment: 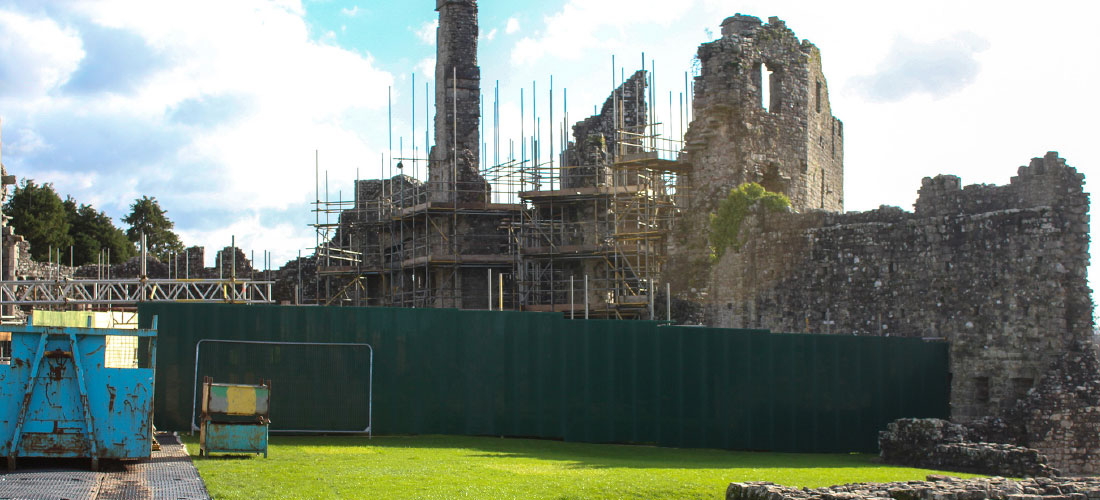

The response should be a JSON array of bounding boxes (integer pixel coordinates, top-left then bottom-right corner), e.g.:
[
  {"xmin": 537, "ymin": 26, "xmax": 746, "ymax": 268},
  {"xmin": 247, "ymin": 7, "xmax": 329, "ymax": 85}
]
[{"xmin": 0, "ymin": 0, "xmax": 1098, "ymax": 292}]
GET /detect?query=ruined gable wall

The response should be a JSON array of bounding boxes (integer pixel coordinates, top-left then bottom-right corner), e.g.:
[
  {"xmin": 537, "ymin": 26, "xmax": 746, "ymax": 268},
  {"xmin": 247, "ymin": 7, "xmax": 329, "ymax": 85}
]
[
  {"xmin": 563, "ymin": 70, "xmax": 647, "ymax": 189},
  {"xmin": 706, "ymin": 153, "xmax": 1092, "ymax": 426}
]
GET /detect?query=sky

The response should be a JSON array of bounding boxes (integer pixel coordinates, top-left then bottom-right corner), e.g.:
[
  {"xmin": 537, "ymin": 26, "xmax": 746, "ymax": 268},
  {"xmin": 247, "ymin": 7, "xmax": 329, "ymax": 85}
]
[{"xmin": 0, "ymin": 0, "xmax": 1097, "ymax": 293}]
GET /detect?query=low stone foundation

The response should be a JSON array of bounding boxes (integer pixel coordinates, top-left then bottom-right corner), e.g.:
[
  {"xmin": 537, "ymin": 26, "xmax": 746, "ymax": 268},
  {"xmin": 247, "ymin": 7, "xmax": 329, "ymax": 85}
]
[
  {"xmin": 727, "ymin": 476, "xmax": 1100, "ymax": 500},
  {"xmin": 879, "ymin": 419, "xmax": 1058, "ymax": 477}
]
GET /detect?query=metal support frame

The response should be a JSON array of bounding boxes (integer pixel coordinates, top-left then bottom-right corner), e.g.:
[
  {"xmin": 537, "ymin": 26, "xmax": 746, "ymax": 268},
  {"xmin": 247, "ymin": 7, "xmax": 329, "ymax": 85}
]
[{"xmin": 0, "ymin": 278, "xmax": 275, "ymax": 306}]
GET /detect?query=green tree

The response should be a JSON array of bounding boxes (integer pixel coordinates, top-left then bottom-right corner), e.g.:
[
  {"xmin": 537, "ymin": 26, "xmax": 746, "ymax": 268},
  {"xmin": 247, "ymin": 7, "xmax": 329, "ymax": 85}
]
[
  {"xmin": 64, "ymin": 197, "xmax": 136, "ymax": 265},
  {"xmin": 123, "ymin": 196, "xmax": 184, "ymax": 261},
  {"xmin": 708, "ymin": 182, "xmax": 790, "ymax": 262},
  {"xmin": 3, "ymin": 179, "xmax": 73, "ymax": 261}
]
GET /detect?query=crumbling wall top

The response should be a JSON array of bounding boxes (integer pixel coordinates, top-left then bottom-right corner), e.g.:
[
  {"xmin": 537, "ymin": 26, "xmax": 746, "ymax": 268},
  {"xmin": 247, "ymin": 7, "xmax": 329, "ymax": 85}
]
[
  {"xmin": 436, "ymin": 0, "xmax": 475, "ymax": 10},
  {"xmin": 570, "ymin": 70, "xmax": 647, "ymax": 161},
  {"xmin": 720, "ymin": 14, "xmax": 761, "ymax": 36},
  {"xmin": 915, "ymin": 152, "xmax": 1087, "ymax": 217}
]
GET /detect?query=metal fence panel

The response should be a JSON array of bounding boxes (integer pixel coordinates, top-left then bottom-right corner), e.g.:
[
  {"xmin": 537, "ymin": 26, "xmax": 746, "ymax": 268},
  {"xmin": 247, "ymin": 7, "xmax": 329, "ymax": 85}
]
[{"xmin": 139, "ymin": 303, "xmax": 949, "ymax": 453}]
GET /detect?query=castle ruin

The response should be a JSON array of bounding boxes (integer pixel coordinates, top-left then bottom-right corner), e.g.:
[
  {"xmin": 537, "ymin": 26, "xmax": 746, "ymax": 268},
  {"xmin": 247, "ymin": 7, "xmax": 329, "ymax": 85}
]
[
  {"xmin": 304, "ymin": 5, "xmax": 1099, "ymax": 474},
  {"xmin": 0, "ymin": 0, "xmax": 1092, "ymax": 477}
]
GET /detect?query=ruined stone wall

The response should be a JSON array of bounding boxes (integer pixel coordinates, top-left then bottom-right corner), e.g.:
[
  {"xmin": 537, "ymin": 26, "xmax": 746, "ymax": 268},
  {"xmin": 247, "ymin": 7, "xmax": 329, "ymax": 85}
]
[
  {"xmin": 346, "ymin": 176, "xmax": 423, "ymax": 271},
  {"xmin": 1019, "ymin": 343, "xmax": 1100, "ymax": 475},
  {"xmin": 727, "ymin": 477, "xmax": 1100, "ymax": 500},
  {"xmin": 804, "ymin": 45, "xmax": 843, "ymax": 212},
  {"xmin": 564, "ymin": 69, "xmax": 648, "ymax": 188},
  {"xmin": 271, "ymin": 254, "xmax": 316, "ymax": 305},
  {"xmin": 212, "ymin": 246, "xmax": 255, "ymax": 279},
  {"xmin": 704, "ymin": 153, "xmax": 1092, "ymax": 428},
  {"xmin": 16, "ymin": 254, "xmax": 74, "ymax": 280},
  {"xmin": 161, "ymin": 246, "xmax": 205, "ymax": 278},
  {"xmin": 668, "ymin": 15, "xmax": 843, "ymax": 294},
  {"xmin": 2, "ymin": 227, "xmax": 29, "ymax": 281},
  {"xmin": 878, "ymin": 418, "xmax": 1059, "ymax": 477}
]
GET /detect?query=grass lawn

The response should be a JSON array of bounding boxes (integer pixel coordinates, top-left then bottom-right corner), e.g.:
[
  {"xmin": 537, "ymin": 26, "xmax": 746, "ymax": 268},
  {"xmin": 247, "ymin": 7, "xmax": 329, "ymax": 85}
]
[{"xmin": 183, "ymin": 435, "xmax": 981, "ymax": 500}]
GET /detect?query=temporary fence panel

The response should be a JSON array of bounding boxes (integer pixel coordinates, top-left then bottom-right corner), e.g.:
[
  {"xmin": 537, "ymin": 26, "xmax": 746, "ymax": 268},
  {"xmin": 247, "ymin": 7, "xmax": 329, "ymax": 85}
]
[
  {"xmin": 189, "ymin": 339, "xmax": 372, "ymax": 435},
  {"xmin": 139, "ymin": 303, "xmax": 949, "ymax": 453}
]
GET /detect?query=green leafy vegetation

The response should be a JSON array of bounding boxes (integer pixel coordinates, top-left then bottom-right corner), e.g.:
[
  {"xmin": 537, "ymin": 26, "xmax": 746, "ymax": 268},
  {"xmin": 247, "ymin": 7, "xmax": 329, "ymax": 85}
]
[
  {"xmin": 709, "ymin": 182, "xmax": 790, "ymax": 261},
  {"xmin": 123, "ymin": 195, "xmax": 184, "ymax": 261},
  {"xmin": 64, "ymin": 197, "xmax": 136, "ymax": 265},
  {"xmin": 4, "ymin": 178, "xmax": 185, "ymax": 266},
  {"xmin": 3, "ymin": 180, "xmax": 72, "ymax": 261},
  {"xmin": 184, "ymin": 435, "xmax": 981, "ymax": 500}
]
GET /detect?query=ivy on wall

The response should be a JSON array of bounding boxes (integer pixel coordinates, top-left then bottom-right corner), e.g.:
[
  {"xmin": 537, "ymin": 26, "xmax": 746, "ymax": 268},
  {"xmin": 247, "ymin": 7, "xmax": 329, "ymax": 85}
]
[{"xmin": 709, "ymin": 182, "xmax": 790, "ymax": 261}]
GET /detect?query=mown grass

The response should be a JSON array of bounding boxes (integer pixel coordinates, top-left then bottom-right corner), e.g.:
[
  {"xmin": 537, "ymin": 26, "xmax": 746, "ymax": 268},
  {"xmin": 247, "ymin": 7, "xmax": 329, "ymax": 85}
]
[{"xmin": 183, "ymin": 435, "xmax": 981, "ymax": 500}]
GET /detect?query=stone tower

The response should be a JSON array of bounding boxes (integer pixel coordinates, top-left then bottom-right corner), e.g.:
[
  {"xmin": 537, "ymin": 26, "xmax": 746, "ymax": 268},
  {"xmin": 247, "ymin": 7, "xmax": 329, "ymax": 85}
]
[
  {"xmin": 430, "ymin": 0, "xmax": 486, "ymax": 203},
  {"xmin": 687, "ymin": 14, "xmax": 843, "ymax": 213},
  {"xmin": 668, "ymin": 14, "xmax": 844, "ymax": 292}
]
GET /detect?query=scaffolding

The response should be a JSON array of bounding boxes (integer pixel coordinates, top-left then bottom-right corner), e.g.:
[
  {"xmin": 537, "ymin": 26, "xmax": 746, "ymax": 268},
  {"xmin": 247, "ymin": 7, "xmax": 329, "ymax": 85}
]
[
  {"xmin": 312, "ymin": 57, "xmax": 693, "ymax": 318},
  {"xmin": 383, "ymin": 171, "xmax": 524, "ymax": 309},
  {"xmin": 312, "ymin": 158, "xmax": 527, "ymax": 309},
  {"xmin": 312, "ymin": 179, "xmax": 388, "ymax": 307},
  {"xmin": 515, "ymin": 119, "xmax": 684, "ymax": 319}
]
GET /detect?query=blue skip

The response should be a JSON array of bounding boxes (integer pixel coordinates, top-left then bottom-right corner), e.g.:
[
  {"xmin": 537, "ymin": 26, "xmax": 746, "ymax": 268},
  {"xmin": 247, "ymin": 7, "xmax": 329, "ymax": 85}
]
[{"xmin": 0, "ymin": 316, "xmax": 158, "ymax": 470}]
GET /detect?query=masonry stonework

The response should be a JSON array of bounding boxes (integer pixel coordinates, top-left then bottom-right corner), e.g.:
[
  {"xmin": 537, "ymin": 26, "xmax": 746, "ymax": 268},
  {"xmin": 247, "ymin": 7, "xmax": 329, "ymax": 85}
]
[
  {"xmin": 702, "ymin": 152, "xmax": 1094, "ymax": 473},
  {"xmin": 727, "ymin": 476, "xmax": 1100, "ymax": 500},
  {"xmin": 430, "ymin": 0, "xmax": 488, "ymax": 204},
  {"xmin": 566, "ymin": 69, "xmax": 648, "ymax": 181},
  {"xmin": 1020, "ymin": 342, "xmax": 1100, "ymax": 475},
  {"xmin": 668, "ymin": 15, "xmax": 843, "ymax": 294}
]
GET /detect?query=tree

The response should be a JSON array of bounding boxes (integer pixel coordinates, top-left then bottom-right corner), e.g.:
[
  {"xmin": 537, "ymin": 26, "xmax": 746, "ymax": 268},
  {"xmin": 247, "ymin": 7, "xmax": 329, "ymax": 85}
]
[
  {"xmin": 65, "ymin": 197, "xmax": 136, "ymax": 265},
  {"xmin": 3, "ymin": 179, "xmax": 72, "ymax": 261},
  {"xmin": 123, "ymin": 196, "xmax": 184, "ymax": 261}
]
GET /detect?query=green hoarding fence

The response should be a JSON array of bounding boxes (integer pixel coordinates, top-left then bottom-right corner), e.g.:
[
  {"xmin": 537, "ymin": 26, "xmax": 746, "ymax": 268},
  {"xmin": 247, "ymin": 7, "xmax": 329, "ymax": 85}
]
[{"xmin": 139, "ymin": 303, "xmax": 949, "ymax": 453}]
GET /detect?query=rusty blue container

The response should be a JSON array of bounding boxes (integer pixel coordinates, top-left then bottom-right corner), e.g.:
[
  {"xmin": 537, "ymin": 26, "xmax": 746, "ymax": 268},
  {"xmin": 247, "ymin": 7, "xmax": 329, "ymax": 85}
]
[{"xmin": 0, "ymin": 317, "xmax": 157, "ymax": 470}]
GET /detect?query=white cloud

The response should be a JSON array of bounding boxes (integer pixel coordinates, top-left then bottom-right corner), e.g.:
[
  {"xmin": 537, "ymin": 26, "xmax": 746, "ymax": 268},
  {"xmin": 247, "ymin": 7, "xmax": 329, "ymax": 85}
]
[
  {"xmin": 415, "ymin": 19, "xmax": 437, "ymax": 45},
  {"xmin": 851, "ymin": 32, "xmax": 989, "ymax": 102},
  {"xmin": 484, "ymin": 28, "xmax": 498, "ymax": 42},
  {"xmin": 0, "ymin": 9, "xmax": 85, "ymax": 98},
  {"xmin": 0, "ymin": 0, "xmax": 394, "ymax": 264},
  {"xmin": 510, "ymin": 0, "xmax": 695, "ymax": 65},
  {"xmin": 177, "ymin": 213, "xmax": 314, "ymax": 268},
  {"xmin": 340, "ymin": 5, "xmax": 359, "ymax": 17},
  {"xmin": 505, "ymin": 17, "xmax": 520, "ymax": 34},
  {"xmin": 416, "ymin": 57, "xmax": 436, "ymax": 82},
  {"xmin": 4, "ymin": 127, "xmax": 46, "ymax": 156}
]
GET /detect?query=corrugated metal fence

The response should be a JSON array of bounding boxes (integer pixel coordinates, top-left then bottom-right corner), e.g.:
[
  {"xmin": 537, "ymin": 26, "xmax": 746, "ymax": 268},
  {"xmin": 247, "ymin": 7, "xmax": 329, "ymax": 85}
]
[{"xmin": 139, "ymin": 303, "xmax": 949, "ymax": 453}]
